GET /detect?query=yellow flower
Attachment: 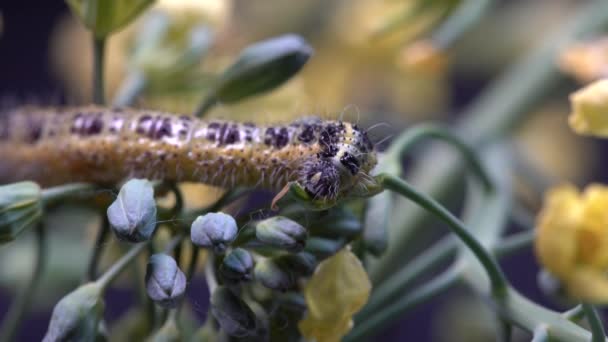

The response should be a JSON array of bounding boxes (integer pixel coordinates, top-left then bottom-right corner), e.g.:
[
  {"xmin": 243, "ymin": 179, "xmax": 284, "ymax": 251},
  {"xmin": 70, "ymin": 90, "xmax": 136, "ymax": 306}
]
[
  {"xmin": 298, "ymin": 249, "xmax": 371, "ymax": 342},
  {"xmin": 535, "ymin": 184, "xmax": 608, "ymax": 302},
  {"xmin": 568, "ymin": 79, "xmax": 608, "ymax": 137}
]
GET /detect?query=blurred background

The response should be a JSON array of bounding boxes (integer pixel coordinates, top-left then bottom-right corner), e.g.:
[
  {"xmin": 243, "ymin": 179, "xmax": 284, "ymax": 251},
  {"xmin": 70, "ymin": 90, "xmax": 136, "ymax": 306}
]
[{"xmin": 1, "ymin": 0, "xmax": 607, "ymax": 340}]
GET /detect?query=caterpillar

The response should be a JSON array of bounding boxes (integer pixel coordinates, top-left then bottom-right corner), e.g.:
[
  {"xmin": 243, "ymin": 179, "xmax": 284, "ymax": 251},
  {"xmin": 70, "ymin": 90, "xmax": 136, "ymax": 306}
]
[{"xmin": 0, "ymin": 106, "xmax": 377, "ymax": 200}]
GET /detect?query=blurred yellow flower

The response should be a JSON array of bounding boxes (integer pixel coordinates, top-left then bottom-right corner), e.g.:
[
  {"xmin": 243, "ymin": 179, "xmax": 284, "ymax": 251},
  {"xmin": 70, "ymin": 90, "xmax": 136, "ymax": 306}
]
[
  {"xmin": 559, "ymin": 37, "xmax": 608, "ymax": 83},
  {"xmin": 298, "ymin": 248, "xmax": 371, "ymax": 342},
  {"xmin": 535, "ymin": 184, "xmax": 608, "ymax": 302},
  {"xmin": 568, "ymin": 79, "xmax": 608, "ymax": 137},
  {"xmin": 397, "ymin": 40, "xmax": 448, "ymax": 75}
]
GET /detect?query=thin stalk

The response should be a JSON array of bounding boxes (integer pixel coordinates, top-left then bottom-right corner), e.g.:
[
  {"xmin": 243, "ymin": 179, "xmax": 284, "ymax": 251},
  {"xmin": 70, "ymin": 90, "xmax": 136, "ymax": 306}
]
[
  {"xmin": 93, "ymin": 37, "xmax": 106, "ymax": 105},
  {"xmin": 346, "ymin": 264, "xmax": 462, "ymax": 341},
  {"xmin": 186, "ymin": 243, "xmax": 200, "ymax": 281},
  {"xmin": 432, "ymin": 0, "xmax": 495, "ymax": 49},
  {"xmin": 113, "ymin": 71, "xmax": 147, "ymax": 107},
  {"xmin": 497, "ymin": 318, "xmax": 512, "ymax": 342},
  {"xmin": 562, "ymin": 305, "xmax": 585, "ymax": 322},
  {"xmin": 194, "ymin": 95, "xmax": 217, "ymax": 118},
  {"xmin": 582, "ymin": 303, "xmax": 606, "ymax": 342},
  {"xmin": 379, "ymin": 173, "xmax": 508, "ymax": 297},
  {"xmin": 86, "ymin": 214, "xmax": 110, "ymax": 281},
  {"xmin": 96, "ymin": 242, "xmax": 148, "ymax": 290},
  {"xmin": 41, "ymin": 183, "xmax": 96, "ymax": 205},
  {"xmin": 205, "ymin": 254, "xmax": 217, "ymax": 293},
  {"xmin": 357, "ymin": 235, "xmax": 457, "ymax": 321},
  {"xmin": 531, "ymin": 325, "xmax": 549, "ymax": 342},
  {"xmin": 0, "ymin": 224, "xmax": 46, "ymax": 342},
  {"xmin": 493, "ymin": 230, "xmax": 535, "ymax": 258},
  {"xmin": 384, "ymin": 124, "xmax": 493, "ymax": 192}
]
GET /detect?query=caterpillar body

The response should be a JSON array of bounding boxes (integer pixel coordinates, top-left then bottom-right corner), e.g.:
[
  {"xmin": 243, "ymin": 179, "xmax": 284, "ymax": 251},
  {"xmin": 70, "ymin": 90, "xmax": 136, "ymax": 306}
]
[{"xmin": 0, "ymin": 106, "xmax": 377, "ymax": 200}]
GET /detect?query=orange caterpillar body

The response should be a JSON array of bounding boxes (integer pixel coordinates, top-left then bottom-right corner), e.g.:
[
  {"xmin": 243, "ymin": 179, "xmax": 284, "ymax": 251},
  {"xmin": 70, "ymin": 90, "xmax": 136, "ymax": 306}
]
[{"xmin": 0, "ymin": 106, "xmax": 377, "ymax": 199}]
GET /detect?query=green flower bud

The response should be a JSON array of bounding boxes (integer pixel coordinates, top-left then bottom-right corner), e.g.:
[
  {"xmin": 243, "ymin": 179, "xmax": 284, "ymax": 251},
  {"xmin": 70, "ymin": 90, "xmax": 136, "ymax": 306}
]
[
  {"xmin": 107, "ymin": 179, "xmax": 157, "ymax": 243},
  {"xmin": 66, "ymin": 0, "xmax": 155, "ymax": 38},
  {"xmin": 190, "ymin": 212, "xmax": 237, "ymax": 253},
  {"xmin": 254, "ymin": 258, "xmax": 295, "ymax": 292},
  {"xmin": 0, "ymin": 182, "xmax": 42, "ymax": 244},
  {"xmin": 256, "ymin": 216, "xmax": 307, "ymax": 253},
  {"xmin": 276, "ymin": 252, "xmax": 317, "ymax": 277},
  {"xmin": 206, "ymin": 34, "xmax": 312, "ymax": 106},
  {"xmin": 145, "ymin": 254, "xmax": 187, "ymax": 308},
  {"xmin": 220, "ymin": 248, "xmax": 254, "ymax": 283},
  {"xmin": 43, "ymin": 283, "xmax": 105, "ymax": 342},
  {"xmin": 210, "ymin": 286, "xmax": 257, "ymax": 338},
  {"xmin": 304, "ymin": 237, "xmax": 345, "ymax": 261},
  {"xmin": 309, "ymin": 208, "xmax": 362, "ymax": 239}
]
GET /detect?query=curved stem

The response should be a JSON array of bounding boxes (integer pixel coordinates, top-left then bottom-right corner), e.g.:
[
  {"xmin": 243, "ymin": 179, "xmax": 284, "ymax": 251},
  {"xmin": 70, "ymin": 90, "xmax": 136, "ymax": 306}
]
[
  {"xmin": 384, "ymin": 124, "xmax": 493, "ymax": 192},
  {"xmin": 0, "ymin": 224, "xmax": 46, "ymax": 342},
  {"xmin": 96, "ymin": 242, "xmax": 148, "ymax": 290},
  {"xmin": 204, "ymin": 254, "xmax": 217, "ymax": 293},
  {"xmin": 583, "ymin": 303, "xmax": 606, "ymax": 342},
  {"xmin": 93, "ymin": 37, "xmax": 106, "ymax": 105},
  {"xmin": 378, "ymin": 173, "xmax": 508, "ymax": 297},
  {"xmin": 493, "ymin": 230, "xmax": 535, "ymax": 258}
]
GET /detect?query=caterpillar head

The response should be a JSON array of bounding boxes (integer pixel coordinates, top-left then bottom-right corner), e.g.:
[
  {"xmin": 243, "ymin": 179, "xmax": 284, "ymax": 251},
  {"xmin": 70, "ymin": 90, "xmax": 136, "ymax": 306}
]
[{"xmin": 299, "ymin": 121, "xmax": 377, "ymax": 201}]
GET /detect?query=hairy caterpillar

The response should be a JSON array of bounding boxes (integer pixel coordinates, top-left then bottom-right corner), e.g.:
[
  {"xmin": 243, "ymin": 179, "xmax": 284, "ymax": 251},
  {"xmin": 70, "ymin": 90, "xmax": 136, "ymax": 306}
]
[{"xmin": 0, "ymin": 106, "xmax": 377, "ymax": 200}]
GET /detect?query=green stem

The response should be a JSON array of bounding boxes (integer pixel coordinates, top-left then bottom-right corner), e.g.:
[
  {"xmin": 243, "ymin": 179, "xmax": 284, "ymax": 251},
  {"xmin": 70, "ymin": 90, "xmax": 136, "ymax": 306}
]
[
  {"xmin": 93, "ymin": 37, "xmax": 106, "ymax": 105},
  {"xmin": 357, "ymin": 235, "xmax": 456, "ymax": 321},
  {"xmin": 96, "ymin": 242, "xmax": 148, "ymax": 290},
  {"xmin": 562, "ymin": 305, "xmax": 585, "ymax": 322},
  {"xmin": 583, "ymin": 303, "xmax": 606, "ymax": 342},
  {"xmin": 346, "ymin": 264, "xmax": 462, "ymax": 341},
  {"xmin": 379, "ymin": 173, "xmax": 508, "ymax": 297},
  {"xmin": 432, "ymin": 0, "xmax": 495, "ymax": 49},
  {"xmin": 204, "ymin": 254, "xmax": 217, "ymax": 293},
  {"xmin": 531, "ymin": 325, "xmax": 549, "ymax": 342},
  {"xmin": 493, "ymin": 230, "xmax": 535, "ymax": 258},
  {"xmin": 498, "ymin": 318, "xmax": 512, "ymax": 342},
  {"xmin": 113, "ymin": 71, "xmax": 147, "ymax": 107},
  {"xmin": 86, "ymin": 214, "xmax": 110, "ymax": 281},
  {"xmin": 193, "ymin": 95, "xmax": 217, "ymax": 118},
  {"xmin": 384, "ymin": 124, "xmax": 493, "ymax": 192},
  {"xmin": 0, "ymin": 224, "xmax": 46, "ymax": 342},
  {"xmin": 186, "ymin": 243, "xmax": 200, "ymax": 281},
  {"xmin": 41, "ymin": 183, "xmax": 96, "ymax": 205}
]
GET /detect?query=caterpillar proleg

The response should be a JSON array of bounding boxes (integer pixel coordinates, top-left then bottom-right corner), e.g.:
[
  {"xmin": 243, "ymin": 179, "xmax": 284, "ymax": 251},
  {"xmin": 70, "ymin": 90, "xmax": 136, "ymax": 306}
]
[{"xmin": 0, "ymin": 106, "xmax": 378, "ymax": 200}]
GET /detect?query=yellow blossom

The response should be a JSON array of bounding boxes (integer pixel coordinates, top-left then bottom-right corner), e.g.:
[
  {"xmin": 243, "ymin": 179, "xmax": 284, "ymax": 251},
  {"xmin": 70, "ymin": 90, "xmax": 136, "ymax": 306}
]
[
  {"xmin": 396, "ymin": 40, "xmax": 448, "ymax": 75},
  {"xmin": 535, "ymin": 184, "xmax": 608, "ymax": 302},
  {"xmin": 298, "ymin": 249, "xmax": 371, "ymax": 342},
  {"xmin": 568, "ymin": 79, "xmax": 608, "ymax": 137}
]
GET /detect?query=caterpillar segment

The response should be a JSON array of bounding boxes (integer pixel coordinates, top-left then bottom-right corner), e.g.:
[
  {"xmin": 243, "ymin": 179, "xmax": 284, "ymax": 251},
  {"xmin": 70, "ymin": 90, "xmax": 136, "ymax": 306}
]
[{"xmin": 0, "ymin": 106, "xmax": 377, "ymax": 200}]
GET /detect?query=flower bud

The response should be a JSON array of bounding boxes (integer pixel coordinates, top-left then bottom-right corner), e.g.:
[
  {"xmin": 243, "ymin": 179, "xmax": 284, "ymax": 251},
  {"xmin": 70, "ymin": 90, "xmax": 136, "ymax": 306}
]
[
  {"xmin": 210, "ymin": 34, "xmax": 313, "ymax": 104},
  {"xmin": 66, "ymin": 0, "xmax": 155, "ymax": 38},
  {"xmin": 220, "ymin": 248, "xmax": 254, "ymax": 283},
  {"xmin": 0, "ymin": 182, "xmax": 43, "ymax": 244},
  {"xmin": 43, "ymin": 283, "xmax": 105, "ymax": 342},
  {"xmin": 210, "ymin": 286, "xmax": 257, "ymax": 338},
  {"xmin": 304, "ymin": 237, "xmax": 345, "ymax": 261},
  {"xmin": 310, "ymin": 208, "xmax": 362, "ymax": 239},
  {"xmin": 276, "ymin": 252, "xmax": 317, "ymax": 277},
  {"xmin": 190, "ymin": 212, "xmax": 237, "ymax": 253},
  {"xmin": 254, "ymin": 258, "xmax": 296, "ymax": 292},
  {"xmin": 107, "ymin": 179, "xmax": 157, "ymax": 242},
  {"xmin": 256, "ymin": 216, "xmax": 307, "ymax": 253},
  {"xmin": 145, "ymin": 254, "xmax": 187, "ymax": 308}
]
